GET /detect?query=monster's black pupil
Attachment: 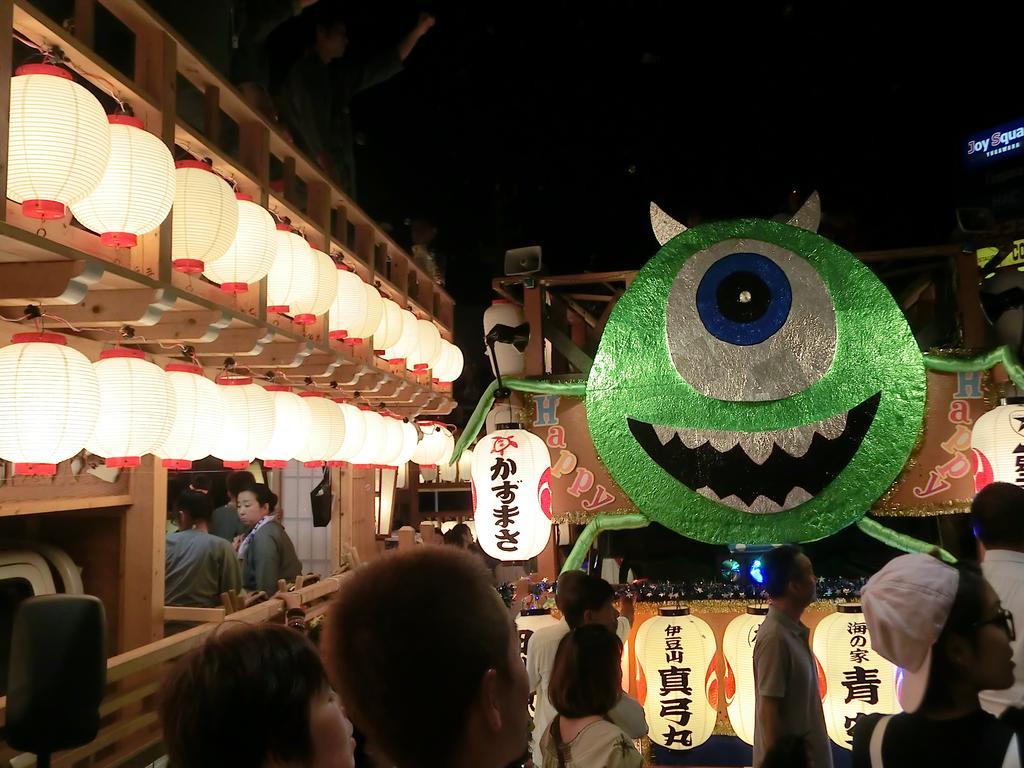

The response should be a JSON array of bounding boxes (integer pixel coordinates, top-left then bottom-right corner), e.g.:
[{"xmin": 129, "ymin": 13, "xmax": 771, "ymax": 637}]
[{"xmin": 716, "ymin": 271, "xmax": 771, "ymax": 324}]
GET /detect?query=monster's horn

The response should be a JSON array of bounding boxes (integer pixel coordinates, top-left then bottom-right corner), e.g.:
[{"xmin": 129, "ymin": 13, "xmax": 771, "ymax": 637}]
[
  {"xmin": 650, "ymin": 202, "xmax": 687, "ymax": 245},
  {"xmin": 787, "ymin": 191, "xmax": 821, "ymax": 233}
]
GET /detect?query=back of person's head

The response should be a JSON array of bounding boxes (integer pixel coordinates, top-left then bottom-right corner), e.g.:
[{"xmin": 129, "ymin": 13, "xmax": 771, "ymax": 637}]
[
  {"xmin": 972, "ymin": 482, "xmax": 1024, "ymax": 549},
  {"xmin": 561, "ymin": 573, "xmax": 614, "ymax": 630},
  {"xmin": 763, "ymin": 544, "xmax": 805, "ymax": 599},
  {"xmin": 159, "ymin": 624, "xmax": 340, "ymax": 768},
  {"xmin": 176, "ymin": 489, "xmax": 213, "ymax": 525},
  {"xmin": 443, "ymin": 522, "xmax": 472, "ymax": 548},
  {"xmin": 226, "ymin": 470, "xmax": 256, "ymax": 500},
  {"xmin": 548, "ymin": 625, "xmax": 622, "ymax": 718},
  {"xmin": 760, "ymin": 735, "xmax": 811, "ymax": 768},
  {"xmin": 554, "ymin": 570, "xmax": 586, "ymax": 614},
  {"xmin": 324, "ymin": 547, "xmax": 527, "ymax": 768}
]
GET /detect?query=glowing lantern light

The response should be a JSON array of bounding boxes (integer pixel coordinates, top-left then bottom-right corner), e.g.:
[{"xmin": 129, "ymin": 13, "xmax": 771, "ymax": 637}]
[
  {"xmin": 407, "ymin": 318, "xmax": 442, "ymax": 372},
  {"xmin": 432, "ymin": 340, "xmax": 465, "ymax": 384},
  {"xmin": 349, "ymin": 408, "xmax": 388, "ymax": 469},
  {"xmin": 289, "ymin": 247, "xmax": 337, "ymax": 325},
  {"xmin": 437, "ymin": 426, "xmax": 455, "ymax": 467},
  {"xmin": 636, "ymin": 608, "xmax": 718, "ymax": 751},
  {"xmin": 328, "ymin": 401, "xmax": 367, "ymax": 467},
  {"xmin": 454, "ymin": 443, "xmax": 475, "ymax": 483},
  {"xmin": 171, "ymin": 160, "xmax": 238, "ymax": 274},
  {"xmin": 971, "ymin": 397, "xmax": 1024, "ymax": 491},
  {"xmin": 202, "ymin": 193, "xmax": 277, "ymax": 292},
  {"xmin": 87, "ymin": 348, "xmax": 175, "ymax": 468},
  {"xmin": 812, "ymin": 603, "xmax": 900, "ymax": 749},
  {"xmin": 294, "ymin": 392, "xmax": 346, "ymax": 467},
  {"xmin": 267, "ymin": 225, "xmax": 311, "ymax": 315},
  {"xmin": 328, "ymin": 265, "xmax": 367, "ymax": 340},
  {"xmin": 375, "ymin": 414, "xmax": 409, "ymax": 469},
  {"xmin": 155, "ymin": 363, "xmax": 223, "ymax": 469},
  {"xmin": 412, "ymin": 421, "xmax": 450, "ymax": 467},
  {"xmin": 394, "ymin": 418, "xmax": 420, "ymax": 467},
  {"xmin": 385, "ymin": 308, "xmax": 420, "ymax": 365},
  {"xmin": 345, "ymin": 283, "xmax": 383, "ymax": 345},
  {"xmin": 260, "ymin": 386, "xmax": 312, "ymax": 468},
  {"xmin": 70, "ymin": 115, "xmax": 174, "ymax": 248},
  {"xmin": 211, "ymin": 375, "xmax": 275, "ymax": 469},
  {"xmin": 7, "ymin": 64, "xmax": 111, "ymax": 219},
  {"xmin": 721, "ymin": 606, "xmax": 768, "ymax": 746},
  {"xmin": 373, "ymin": 297, "xmax": 404, "ymax": 352},
  {"xmin": 0, "ymin": 332, "xmax": 100, "ymax": 475},
  {"xmin": 472, "ymin": 428, "xmax": 552, "ymax": 561},
  {"xmin": 483, "ymin": 299, "xmax": 526, "ymax": 377}
]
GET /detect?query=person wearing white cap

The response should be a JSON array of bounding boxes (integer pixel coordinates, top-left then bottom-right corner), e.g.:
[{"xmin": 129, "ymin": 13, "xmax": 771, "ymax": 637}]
[
  {"xmin": 973, "ymin": 482, "xmax": 1024, "ymax": 716},
  {"xmin": 853, "ymin": 553, "xmax": 1020, "ymax": 767}
]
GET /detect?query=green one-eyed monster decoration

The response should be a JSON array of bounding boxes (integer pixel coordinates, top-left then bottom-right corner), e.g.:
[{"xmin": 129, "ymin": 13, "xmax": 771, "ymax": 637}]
[{"xmin": 453, "ymin": 195, "xmax": 1024, "ymax": 571}]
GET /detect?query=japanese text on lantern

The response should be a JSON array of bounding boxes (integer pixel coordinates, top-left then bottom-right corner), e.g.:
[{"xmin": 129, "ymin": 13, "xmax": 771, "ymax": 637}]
[
  {"xmin": 659, "ymin": 624, "xmax": 694, "ymax": 748},
  {"xmin": 490, "ymin": 436, "xmax": 522, "ymax": 554},
  {"xmin": 839, "ymin": 620, "xmax": 881, "ymax": 746}
]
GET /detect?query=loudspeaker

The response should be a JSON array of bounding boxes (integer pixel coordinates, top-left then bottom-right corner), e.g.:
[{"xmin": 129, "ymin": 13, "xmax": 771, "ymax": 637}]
[
  {"xmin": 7, "ymin": 595, "xmax": 106, "ymax": 756},
  {"xmin": 504, "ymin": 246, "xmax": 542, "ymax": 276}
]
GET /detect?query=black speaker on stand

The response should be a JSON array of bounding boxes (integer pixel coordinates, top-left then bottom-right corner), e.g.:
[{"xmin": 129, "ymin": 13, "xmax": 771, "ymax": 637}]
[{"xmin": 6, "ymin": 595, "xmax": 107, "ymax": 767}]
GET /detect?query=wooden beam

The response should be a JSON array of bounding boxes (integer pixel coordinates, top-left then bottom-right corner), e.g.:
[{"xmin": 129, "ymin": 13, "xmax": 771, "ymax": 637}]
[
  {"xmin": 119, "ymin": 456, "xmax": 167, "ymax": 652},
  {"xmin": 202, "ymin": 85, "xmax": 221, "ymax": 148},
  {"xmin": 163, "ymin": 606, "xmax": 225, "ymax": 623},
  {"xmin": 217, "ymin": 341, "xmax": 314, "ymax": 368},
  {"xmin": 523, "ymin": 284, "xmax": 545, "ymax": 376},
  {"xmin": 115, "ymin": 310, "xmax": 232, "ymax": 342},
  {"xmin": 540, "ymin": 271, "xmax": 637, "ymax": 287},
  {"xmin": 187, "ymin": 327, "xmax": 273, "ymax": 355},
  {"xmin": 0, "ymin": 261, "xmax": 103, "ymax": 303},
  {"xmin": 11, "ymin": 288, "xmax": 179, "ymax": 327},
  {"xmin": 856, "ymin": 244, "xmax": 964, "ymax": 264}
]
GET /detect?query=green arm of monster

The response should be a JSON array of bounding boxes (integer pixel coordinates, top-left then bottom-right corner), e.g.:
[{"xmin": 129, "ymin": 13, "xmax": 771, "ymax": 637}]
[
  {"xmin": 560, "ymin": 513, "xmax": 651, "ymax": 574},
  {"xmin": 856, "ymin": 517, "xmax": 956, "ymax": 564},
  {"xmin": 923, "ymin": 346, "xmax": 1024, "ymax": 389},
  {"xmin": 450, "ymin": 378, "xmax": 588, "ymax": 462}
]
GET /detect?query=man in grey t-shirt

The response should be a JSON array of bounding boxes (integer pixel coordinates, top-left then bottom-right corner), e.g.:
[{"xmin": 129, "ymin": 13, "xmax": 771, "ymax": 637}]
[{"xmin": 753, "ymin": 545, "xmax": 832, "ymax": 768}]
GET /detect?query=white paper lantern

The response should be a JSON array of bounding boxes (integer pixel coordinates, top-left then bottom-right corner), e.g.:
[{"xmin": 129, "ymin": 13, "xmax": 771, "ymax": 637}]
[
  {"xmin": 345, "ymin": 283, "xmax": 383, "ymax": 345},
  {"xmin": 375, "ymin": 414, "xmax": 406, "ymax": 469},
  {"xmin": 294, "ymin": 392, "xmax": 346, "ymax": 467},
  {"xmin": 432, "ymin": 340, "xmax": 465, "ymax": 384},
  {"xmin": 70, "ymin": 115, "xmax": 174, "ymax": 247},
  {"xmin": 171, "ymin": 160, "xmax": 238, "ymax": 274},
  {"xmin": 87, "ymin": 348, "xmax": 175, "ymax": 467},
  {"xmin": 411, "ymin": 421, "xmax": 450, "ymax": 467},
  {"xmin": 349, "ymin": 408, "xmax": 388, "ymax": 469},
  {"xmin": 394, "ymin": 418, "xmax": 420, "ymax": 468},
  {"xmin": 266, "ymin": 225, "xmax": 309, "ymax": 315},
  {"xmin": 721, "ymin": 606, "xmax": 768, "ymax": 746},
  {"xmin": 7, "ymin": 64, "xmax": 111, "ymax": 219},
  {"xmin": 211, "ymin": 375, "xmax": 275, "ymax": 469},
  {"xmin": 289, "ymin": 246, "xmax": 337, "ymax": 325},
  {"xmin": 455, "ymin": 443, "xmax": 475, "ymax": 482},
  {"xmin": 472, "ymin": 428, "xmax": 552, "ymax": 561},
  {"xmin": 483, "ymin": 299, "xmax": 526, "ymax": 377},
  {"xmin": 155, "ymin": 363, "xmax": 223, "ymax": 469},
  {"xmin": 260, "ymin": 386, "xmax": 313, "ymax": 468},
  {"xmin": 407, "ymin": 318, "xmax": 442, "ymax": 372},
  {"xmin": 0, "ymin": 332, "xmax": 100, "ymax": 475},
  {"xmin": 636, "ymin": 608, "xmax": 718, "ymax": 751},
  {"xmin": 373, "ymin": 297, "xmax": 404, "ymax": 352},
  {"xmin": 384, "ymin": 308, "xmax": 420, "ymax": 364},
  {"xmin": 327, "ymin": 265, "xmax": 367, "ymax": 341},
  {"xmin": 202, "ymin": 193, "xmax": 277, "ymax": 292},
  {"xmin": 971, "ymin": 397, "xmax": 1024, "ymax": 491},
  {"xmin": 812, "ymin": 603, "xmax": 900, "ymax": 750},
  {"xmin": 328, "ymin": 400, "xmax": 367, "ymax": 467}
]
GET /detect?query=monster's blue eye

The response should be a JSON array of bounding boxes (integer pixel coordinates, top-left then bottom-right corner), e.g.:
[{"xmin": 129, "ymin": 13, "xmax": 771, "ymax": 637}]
[{"xmin": 695, "ymin": 253, "xmax": 792, "ymax": 346}]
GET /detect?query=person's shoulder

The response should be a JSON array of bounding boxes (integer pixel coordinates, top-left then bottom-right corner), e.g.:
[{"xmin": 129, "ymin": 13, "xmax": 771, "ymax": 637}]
[{"xmin": 531, "ymin": 622, "xmax": 568, "ymax": 647}]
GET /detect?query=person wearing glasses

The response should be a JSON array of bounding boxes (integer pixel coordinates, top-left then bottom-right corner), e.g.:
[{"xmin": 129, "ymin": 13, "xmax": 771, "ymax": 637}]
[
  {"xmin": 973, "ymin": 482, "xmax": 1024, "ymax": 716},
  {"xmin": 851, "ymin": 554, "xmax": 1021, "ymax": 767}
]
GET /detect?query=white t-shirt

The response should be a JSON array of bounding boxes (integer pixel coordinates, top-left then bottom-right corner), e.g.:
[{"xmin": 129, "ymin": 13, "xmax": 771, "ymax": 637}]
[
  {"xmin": 526, "ymin": 618, "xmax": 647, "ymax": 766},
  {"xmin": 982, "ymin": 550, "xmax": 1024, "ymax": 715}
]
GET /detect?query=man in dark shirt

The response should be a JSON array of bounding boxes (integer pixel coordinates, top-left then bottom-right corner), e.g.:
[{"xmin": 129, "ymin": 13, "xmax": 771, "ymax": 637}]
[
  {"xmin": 210, "ymin": 470, "xmax": 255, "ymax": 543},
  {"xmin": 165, "ymin": 490, "xmax": 242, "ymax": 608},
  {"xmin": 279, "ymin": 7, "xmax": 435, "ymax": 196}
]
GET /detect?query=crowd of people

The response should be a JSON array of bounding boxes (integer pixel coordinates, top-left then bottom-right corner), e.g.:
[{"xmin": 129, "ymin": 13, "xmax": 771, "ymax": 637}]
[
  {"xmin": 165, "ymin": 470, "xmax": 301, "ymax": 611},
  {"xmin": 157, "ymin": 480, "xmax": 1024, "ymax": 767}
]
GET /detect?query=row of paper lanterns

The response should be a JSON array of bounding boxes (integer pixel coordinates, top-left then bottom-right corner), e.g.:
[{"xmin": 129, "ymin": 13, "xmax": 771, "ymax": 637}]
[
  {"xmin": 607, "ymin": 603, "xmax": 899, "ymax": 752},
  {"xmin": 7, "ymin": 64, "xmax": 465, "ymax": 375},
  {"xmin": 0, "ymin": 332, "xmax": 456, "ymax": 475}
]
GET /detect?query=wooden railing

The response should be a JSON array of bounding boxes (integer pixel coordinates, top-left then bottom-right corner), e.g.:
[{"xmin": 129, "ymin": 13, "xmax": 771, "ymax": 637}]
[
  {"xmin": 0, "ymin": 574, "xmax": 347, "ymax": 767},
  {"xmin": 0, "ymin": 0, "xmax": 455, "ymax": 416}
]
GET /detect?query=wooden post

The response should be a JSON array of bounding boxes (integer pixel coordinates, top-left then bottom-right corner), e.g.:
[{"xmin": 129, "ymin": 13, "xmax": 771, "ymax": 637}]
[
  {"xmin": 119, "ymin": 456, "xmax": 168, "ymax": 652},
  {"xmin": 338, "ymin": 466, "xmax": 378, "ymax": 563},
  {"xmin": 329, "ymin": 465, "xmax": 343, "ymax": 571},
  {"xmin": 307, "ymin": 181, "xmax": 332, "ymax": 251},
  {"xmin": 239, "ymin": 121, "xmax": 270, "ymax": 189},
  {"xmin": 202, "ymin": 85, "xmax": 221, "ymax": 148},
  {"xmin": 73, "ymin": 0, "xmax": 95, "ymax": 48},
  {"xmin": 396, "ymin": 527, "xmax": 416, "ymax": 550},
  {"xmin": 537, "ymin": 528, "xmax": 558, "ymax": 579}
]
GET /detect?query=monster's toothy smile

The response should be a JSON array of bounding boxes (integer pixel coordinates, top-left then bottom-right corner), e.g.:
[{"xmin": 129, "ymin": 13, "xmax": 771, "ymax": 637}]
[{"xmin": 627, "ymin": 392, "xmax": 881, "ymax": 514}]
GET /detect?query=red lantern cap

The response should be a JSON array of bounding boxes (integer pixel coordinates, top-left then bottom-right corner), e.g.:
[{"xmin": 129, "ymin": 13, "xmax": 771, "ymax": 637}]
[
  {"xmin": 99, "ymin": 232, "xmax": 138, "ymax": 248},
  {"xmin": 22, "ymin": 199, "xmax": 65, "ymax": 219},
  {"xmin": 107, "ymin": 114, "xmax": 144, "ymax": 129},
  {"xmin": 235, "ymin": 192, "xmax": 254, "ymax": 202},
  {"xmin": 216, "ymin": 375, "xmax": 253, "ymax": 386},
  {"xmin": 293, "ymin": 313, "xmax": 316, "ymax": 325},
  {"xmin": 106, "ymin": 456, "xmax": 141, "ymax": 468},
  {"xmin": 299, "ymin": 391, "xmax": 324, "ymax": 398},
  {"xmin": 13, "ymin": 462, "xmax": 57, "ymax": 475},
  {"xmin": 99, "ymin": 347, "xmax": 145, "ymax": 360},
  {"xmin": 175, "ymin": 159, "xmax": 215, "ymax": 172},
  {"xmin": 329, "ymin": 330, "xmax": 349, "ymax": 340},
  {"xmin": 303, "ymin": 461, "xmax": 325, "ymax": 468},
  {"xmin": 264, "ymin": 385, "xmax": 292, "ymax": 392},
  {"xmin": 173, "ymin": 258, "xmax": 205, "ymax": 274},
  {"xmin": 15, "ymin": 64, "xmax": 72, "ymax": 79},
  {"xmin": 162, "ymin": 459, "xmax": 193, "ymax": 470},
  {"xmin": 267, "ymin": 305, "xmax": 290, "ymax": 314},
  {"xmin": 275, "ymin": 223, "xmax": 294, "ymax": 232},
  {"xmin": 223, "ymin": 460, "xmax": 250, "ymax": 470},
  {"xmin": 11, "ymin": 332, "xmax": 66, "ymax": 345},
  {"xmin": 166, "ymin": 363, "xmax": 204, "ymax": 375},
  {"xmin": 263, "ymin": 459, "xmax": 288, "ymax": 468},
  {"xmin": 220, "ymin": 282, "xmax": 249, "ymax": 294}
]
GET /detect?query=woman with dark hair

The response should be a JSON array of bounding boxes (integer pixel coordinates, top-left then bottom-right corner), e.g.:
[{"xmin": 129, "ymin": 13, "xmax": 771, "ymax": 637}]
[
  {"xmin": 541, "ymin": 625, "xmax": 642, "ymax": 767},
  {"xmin": 852, "ymin": 554, "xmax": 1021, "ymax": 767},
  {"xmin": 160, "ymin": 623, "xmax": 355, "ymax": 768},
  {"xmin": 237, "ymin": 483, "xmax": 302, "ymax": 595}
]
